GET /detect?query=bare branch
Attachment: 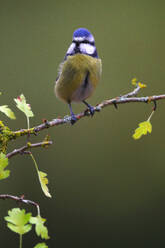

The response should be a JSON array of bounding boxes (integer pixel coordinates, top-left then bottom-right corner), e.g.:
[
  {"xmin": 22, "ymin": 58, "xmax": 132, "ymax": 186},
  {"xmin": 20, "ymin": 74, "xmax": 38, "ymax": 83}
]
[
  {"xmin": 0, "ymin": 194, "xmax": 40, "ymax": 215},
  {"xmin": 122, "ymin": 85, "xmax": 141, "ymax": 98},
  {"xmin": 6, "ymin": 141, "xmax": 53, "ymax": 159}
]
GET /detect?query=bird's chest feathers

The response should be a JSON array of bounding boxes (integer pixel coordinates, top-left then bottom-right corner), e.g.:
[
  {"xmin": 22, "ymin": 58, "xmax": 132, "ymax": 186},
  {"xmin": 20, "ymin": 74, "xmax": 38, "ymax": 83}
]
[
  {"xmin": 56, "ymin": 54, "xmax": 101, "ymax": 102},
  {"xmin": 59, "ymin": 54, "xmax": 101, "ymax": 85}
]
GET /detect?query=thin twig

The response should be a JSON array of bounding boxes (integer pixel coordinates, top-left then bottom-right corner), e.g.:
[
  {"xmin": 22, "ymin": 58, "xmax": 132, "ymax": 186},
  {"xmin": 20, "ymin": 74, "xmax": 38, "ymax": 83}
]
[
  {"xmin": 0, "ymin": 194, "xmax": 40, "ymax": 215},
  {"xmin": 122, "ymin": 85, "xmax": 141, "ymax": 98},
  {"xmin": 6, "ymin": 141, "xmax": 53, "ymax": 159}
]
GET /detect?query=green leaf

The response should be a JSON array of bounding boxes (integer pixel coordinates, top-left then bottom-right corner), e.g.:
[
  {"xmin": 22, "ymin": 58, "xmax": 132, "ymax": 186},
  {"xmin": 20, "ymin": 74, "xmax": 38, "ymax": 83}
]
[
  {"xmin": 4, "ymin": 208, "xmax": 32, "ymax": 235},
  {"xmin": 0, "ymin": 105, "xmax": 16, "ymax": 119},
  {"xmin": 14, "ymin": 94, "xmax": 34, "ymax": 118},
  {"xmin": 33, "ymin": 243, "xmax": 48, "ymax": 248},
  {"xmin": 133, "ymin": 121, "xmax": 152, "ymax": 140},
  {"xmin": 38, "ymin": 171, "xmax": 52, "ymax": 198},
  {"xmin": 29, "ymin": 153, "xmax": 52, "ymax": 198},
  {"xmin": 30, "ymin": 215, "xmax": 49, "ymax": 240},
  {"xmin": 0, "ymin": 152, "xmax": 10, "ymax": 180}
]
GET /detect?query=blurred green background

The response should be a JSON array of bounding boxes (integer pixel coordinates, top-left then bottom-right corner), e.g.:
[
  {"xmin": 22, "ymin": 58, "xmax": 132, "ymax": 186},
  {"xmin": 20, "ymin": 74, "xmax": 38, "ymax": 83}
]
[{"xmin": 0, "ymin": 0, "xmax": 165, "ymax": 247}]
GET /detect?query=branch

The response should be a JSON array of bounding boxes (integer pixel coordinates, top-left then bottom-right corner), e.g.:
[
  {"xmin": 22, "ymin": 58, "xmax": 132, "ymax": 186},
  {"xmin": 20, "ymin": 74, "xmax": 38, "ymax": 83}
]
[
  {"xmin": 7, "ymin": 86, "xmax": 165, "ymax": 139},
  {"xmin": 0, "ymin": 194, "xmax": 40, "ymax": 215},
  {"xmin": 6, "ymin": 141, "xmax": 53, "ymax": 159},
  {"xmin": 18, "ymin": 97, "xmax": 165, "ymax": 133},
  {"xmin": 122, "ymin": 84, "xmax": 141, "ymax": 97}
]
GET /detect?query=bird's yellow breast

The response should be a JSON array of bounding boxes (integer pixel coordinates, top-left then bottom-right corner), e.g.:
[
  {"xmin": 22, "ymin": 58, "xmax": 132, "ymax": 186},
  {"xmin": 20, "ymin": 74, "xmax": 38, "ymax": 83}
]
[{"xmin": 55, "ymin": 54, "xmax": 102, "ymax": 103}]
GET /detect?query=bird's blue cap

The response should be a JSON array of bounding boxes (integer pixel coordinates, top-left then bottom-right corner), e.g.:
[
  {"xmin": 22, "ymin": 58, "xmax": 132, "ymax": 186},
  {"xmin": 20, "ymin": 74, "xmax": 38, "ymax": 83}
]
[
  {"xmin": 73, "ymin": 28, "xmax": 95, "ymax": 43},
  {"xmin": 73, "ymin": 28, "xmax": 91, "ymax": 38}
]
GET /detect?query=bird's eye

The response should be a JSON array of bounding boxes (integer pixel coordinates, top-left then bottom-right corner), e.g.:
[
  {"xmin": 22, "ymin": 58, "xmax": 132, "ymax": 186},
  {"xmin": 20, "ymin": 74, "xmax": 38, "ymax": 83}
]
[
  {"xmin": 73, "ymin": 39, "xmax": 94, "ymax": 45},
  {"xmin": 81, "ymin": 40, "xmax": 90, "ymax": 43}
]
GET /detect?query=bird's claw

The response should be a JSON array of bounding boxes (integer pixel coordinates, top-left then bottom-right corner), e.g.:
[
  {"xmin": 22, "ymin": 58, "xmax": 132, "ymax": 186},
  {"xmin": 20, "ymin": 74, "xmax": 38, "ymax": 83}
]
[
  {"xmin": 70, "ymin": 115, "xmax": 77, "ymax": 125},
  {"xmin": 88, "ymin": 106, "xmax": 95, "ymax": 116}
]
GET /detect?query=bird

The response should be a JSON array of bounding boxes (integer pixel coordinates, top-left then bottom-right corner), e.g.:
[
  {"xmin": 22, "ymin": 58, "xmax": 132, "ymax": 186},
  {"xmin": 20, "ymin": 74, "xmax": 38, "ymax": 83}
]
[{"xmin": 54, "ymin": 28, "xmax": 102, "ymax": 124}]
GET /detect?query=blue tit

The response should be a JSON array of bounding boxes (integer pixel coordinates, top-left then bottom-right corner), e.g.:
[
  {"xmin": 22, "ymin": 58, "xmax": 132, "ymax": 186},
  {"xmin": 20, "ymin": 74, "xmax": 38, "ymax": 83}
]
[{"xmin": 55, "ymin": 28, "xmax": 102, "ymax": 124}]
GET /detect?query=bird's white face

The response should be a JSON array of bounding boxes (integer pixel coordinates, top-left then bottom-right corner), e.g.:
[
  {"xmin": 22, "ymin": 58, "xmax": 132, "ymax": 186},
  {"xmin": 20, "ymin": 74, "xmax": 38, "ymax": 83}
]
[
  {"xmin": 66, "ymin": 43, "xmax": 75, "ymax": 54},
  {"xmin": 66, "ymin": 42, "xmax": 96, "ymax": 56},
  {"xmin": 79, "ymin": 43, "xmax": 96, "ymax": 55},
  {"xmin": 65, "ymin": 30, "xmax": 98, "ymax": 59}
]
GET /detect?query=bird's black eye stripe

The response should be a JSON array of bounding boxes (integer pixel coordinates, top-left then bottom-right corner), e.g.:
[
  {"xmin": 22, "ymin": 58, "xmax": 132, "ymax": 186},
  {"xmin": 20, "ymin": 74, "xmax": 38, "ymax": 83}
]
[{"xmin": 72, "ymin": 40, "xmax": 95, "ymax": 45}]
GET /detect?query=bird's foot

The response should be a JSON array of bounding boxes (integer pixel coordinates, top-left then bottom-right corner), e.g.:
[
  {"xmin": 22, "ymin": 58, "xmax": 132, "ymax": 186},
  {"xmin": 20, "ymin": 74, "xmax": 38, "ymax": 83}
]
[
  {"xmin": 88, "ymin": 105, "xmax": 95, "ymax": 116},
  {"xmin": 70, "ymin": 114, "xmax": 77, "ymax": 125},
  {"xmin": 83, "ymin": 100, "xmax": 95, "ymax": 117},
  {"xmin": 68, "ymin": 103, "xmax": 77, "ymax": 125}
]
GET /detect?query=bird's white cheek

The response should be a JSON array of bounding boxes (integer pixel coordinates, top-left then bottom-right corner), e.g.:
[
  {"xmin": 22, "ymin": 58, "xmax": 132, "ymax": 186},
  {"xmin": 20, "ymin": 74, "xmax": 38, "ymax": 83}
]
[
  {"xmin": 80, "ymin": 44, "xmax": 95, "ymax": 55},
  {"xmin": 67, "ymin": 43, "xmax": 75, "ymax": 54}
]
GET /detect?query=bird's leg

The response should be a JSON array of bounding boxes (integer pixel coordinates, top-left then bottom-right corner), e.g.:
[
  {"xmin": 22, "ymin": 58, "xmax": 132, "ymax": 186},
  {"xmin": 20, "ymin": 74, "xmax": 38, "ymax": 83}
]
[
  {"xmin": 83, "ymin": 100, "xmax": 95, "ymax": 116},
  {"xmin": 68, "ymin": 103, "xmax": 77, "ymax": 125}
]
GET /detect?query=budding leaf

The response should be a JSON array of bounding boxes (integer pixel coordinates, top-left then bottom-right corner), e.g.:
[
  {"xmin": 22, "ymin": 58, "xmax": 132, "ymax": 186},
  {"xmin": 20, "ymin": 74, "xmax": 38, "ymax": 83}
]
[
  {"xmin": 30, "ymin": 215, "xmax": 49, "ymax": 240},
  {"xmin": 4, "ymin": 208, "xmax": 32, "ymax": 235},
  {"xmin": 14, "ymin": 94, "xmax": 34, "ymax": 118},
  {"xmin": 131, "ymin": 78, "xmax": 147, "ymax": 88},
  {"xmin": 138, "ymin": 82, "xmax": 147, "ymax": 88},
  {"xmin": 0, "ymin": 152, "xmax": 10, "ymax": 180},
  {"xmin": 38, "ymin": 171, "xmax": 52, "ymax": 198},
  {"xmin": 33, "ymin": 243, "xmax": 48, "ymax": 248},
  {"xmin": 133, "ymin": 121, "xmax": 152, "ymax": 140},
  {"xmin": 131, "ymin": 78, "xmax": 137, "ymax": 86},
  {"xmin": 0, "ymin": 105, "xmax": 16, "ymax": 119}
]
